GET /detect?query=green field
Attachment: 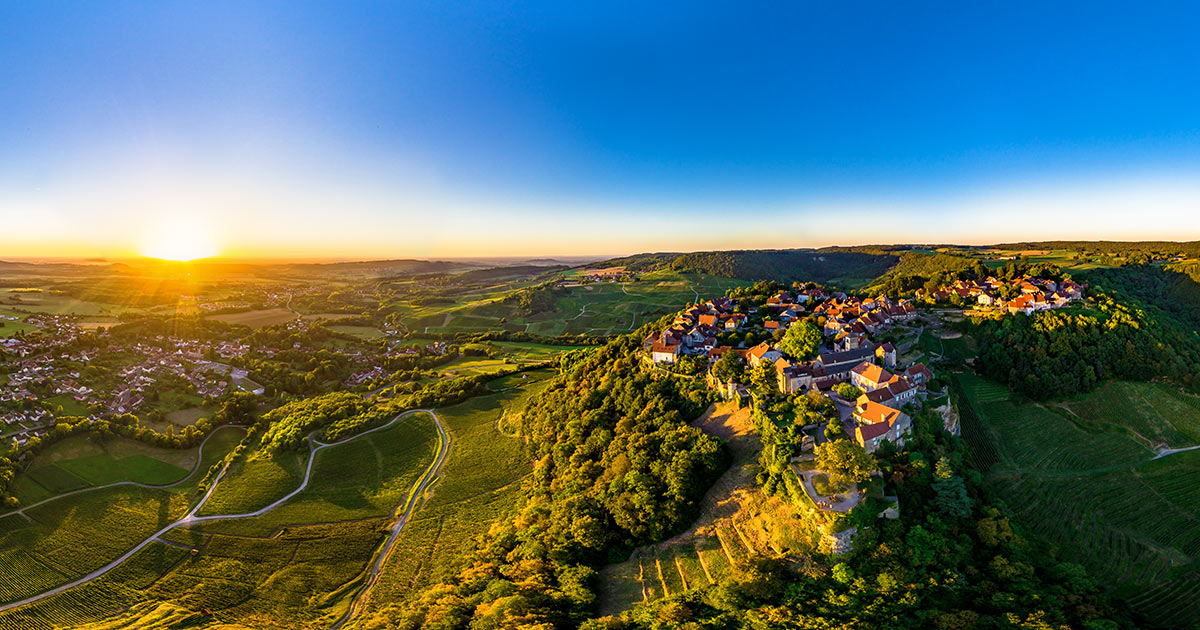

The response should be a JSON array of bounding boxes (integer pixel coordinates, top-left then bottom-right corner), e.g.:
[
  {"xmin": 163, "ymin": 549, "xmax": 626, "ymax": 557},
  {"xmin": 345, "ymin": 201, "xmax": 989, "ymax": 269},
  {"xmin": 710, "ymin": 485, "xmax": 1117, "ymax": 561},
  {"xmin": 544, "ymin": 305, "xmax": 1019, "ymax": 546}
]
[
  {"xmin": 0, "ymin": 314, "xmax": 40, "ymax": 338},
  {"xmin": 954, "ymin": 373, "xmax": 1200, "ymax": 628},
  {"xmin": 358, "ymin": 376, "xmax": 551, "ymax": 616},
  {"xmin": 12, "ymin": 426, "xmax": 245, "ymax": 506},
  {"xmin": 491, "ymin": 340, "xmax": 584, "ymax": 360},
  {"xmin": 918, "ymin": 330, "xmax": 976, "ymax": 362},
  {"xmin": 1, "ymin": 289, "xmax": 151, "ymax": 320},
  {"xmin": 329, "ymin": 324, "xmax": 385, "ymax": 339},
  {"xmin": 44, "ymin": 395, "xmax": 89, "ymax": 417}
]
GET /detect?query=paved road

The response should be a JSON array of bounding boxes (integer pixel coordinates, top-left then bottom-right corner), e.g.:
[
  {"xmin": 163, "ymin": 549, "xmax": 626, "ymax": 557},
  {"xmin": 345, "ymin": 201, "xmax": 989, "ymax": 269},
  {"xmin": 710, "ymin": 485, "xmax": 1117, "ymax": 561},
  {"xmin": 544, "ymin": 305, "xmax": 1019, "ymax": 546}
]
[
  {"xmin": 1154, "ymin": 444, "xmax": 1200, "ymax": 459},
  {"xmin": 0, "ymin": 424, "xmax": 247, "ymax": 520},
  {"xmin": 331, "ymin": 409, "xmax": 451, "ymax": 629},
  {"xmin": 0, "ymin": 409, "xmax": 444, "ymax": 614}
]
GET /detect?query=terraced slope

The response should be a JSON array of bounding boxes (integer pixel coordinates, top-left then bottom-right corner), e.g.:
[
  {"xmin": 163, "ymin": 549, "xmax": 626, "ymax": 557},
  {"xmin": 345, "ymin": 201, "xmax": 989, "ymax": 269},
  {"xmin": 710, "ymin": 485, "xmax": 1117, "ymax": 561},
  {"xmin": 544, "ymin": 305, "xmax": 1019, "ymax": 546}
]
[{"xmin": 954, "ymin": 374, "xmax": 1200, "ymax": 629}]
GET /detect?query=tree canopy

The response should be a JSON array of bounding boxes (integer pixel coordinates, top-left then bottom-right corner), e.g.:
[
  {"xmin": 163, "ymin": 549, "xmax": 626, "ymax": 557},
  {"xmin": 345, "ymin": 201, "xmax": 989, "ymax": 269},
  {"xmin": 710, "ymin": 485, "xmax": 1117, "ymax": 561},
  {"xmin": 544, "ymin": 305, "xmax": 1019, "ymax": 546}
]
[
  {"xmin": 815, "ymin": 439, "xmax": 877, "ymax": 486},
  {"xmin": 779, "ymin": 321, "xmax": 821, "ymax": 360}
]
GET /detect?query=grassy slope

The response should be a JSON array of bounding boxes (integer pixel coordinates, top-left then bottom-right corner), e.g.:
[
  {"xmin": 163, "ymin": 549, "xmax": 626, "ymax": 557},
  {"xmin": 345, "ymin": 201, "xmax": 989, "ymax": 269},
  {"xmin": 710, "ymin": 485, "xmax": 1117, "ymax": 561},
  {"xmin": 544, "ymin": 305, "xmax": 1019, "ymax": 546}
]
[
  {"xmin": 955, "ymin": 374, "xmax": 1200, "ymax": 628},
  {"xmin": 12, "ymin": 426, "xmax": 244, "ymax": 507},
  {"xmin": 357, "ymin": 371, "xmax": 554, "ymax": 618}
]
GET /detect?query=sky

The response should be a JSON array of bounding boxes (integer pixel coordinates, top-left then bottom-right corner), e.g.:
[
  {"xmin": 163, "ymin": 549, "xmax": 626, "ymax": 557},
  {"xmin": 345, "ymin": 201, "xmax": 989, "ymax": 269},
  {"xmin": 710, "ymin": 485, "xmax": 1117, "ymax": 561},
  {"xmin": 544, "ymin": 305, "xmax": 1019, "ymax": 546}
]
[{"xmin": 2, "ymin": 1, "xmax": 1200, "ymax": 260}]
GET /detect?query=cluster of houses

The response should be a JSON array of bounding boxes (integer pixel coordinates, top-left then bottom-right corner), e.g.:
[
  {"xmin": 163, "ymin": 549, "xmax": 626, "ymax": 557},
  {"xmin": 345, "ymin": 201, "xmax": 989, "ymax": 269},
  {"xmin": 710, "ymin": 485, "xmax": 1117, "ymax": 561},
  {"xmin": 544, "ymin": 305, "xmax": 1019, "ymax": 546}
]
[
  {"xmin": 559, "ymin": 267, "xmax": 641, "ymax": 287},
  {"xmin": 0, "ymin": 328, "xmax": 273, "ymax": 446},
  {"xmin": 647, "ymin": 289, "xmax": 937, "ymax": 457},
  {"xmin": 816, "ymin": 294, "xmax": 920, "ymax": 350},
  {"xmin": 2, "ymin": 408, "xmax": 51, "ymax": 449},
  {"xmin": 848, "ymin": 361, "xmax": 932, "ymax": 454},
  {"xmin": 2, "ymin": 355, "xmax": 56, "ymax": 403},
  {"xmin": 345, "ymin": 365, "xmax": 385, "ymax": 387},
  {"xmin": 0, "ymin": 313, "xmax": 85, "ymax": 358},
  {"xmin": 918, "ymin": 276, "xmax": 1085, "ymax": 315}
]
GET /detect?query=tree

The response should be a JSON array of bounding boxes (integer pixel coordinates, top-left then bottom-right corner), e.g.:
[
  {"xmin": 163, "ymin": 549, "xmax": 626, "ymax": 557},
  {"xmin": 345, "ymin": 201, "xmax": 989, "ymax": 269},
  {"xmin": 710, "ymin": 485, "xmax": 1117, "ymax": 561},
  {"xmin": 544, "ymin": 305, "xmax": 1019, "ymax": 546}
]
[
  {"xmin": 932, "ymin": 457, "xmax": 972, "ymax": 519},
  {"xmin": 711, "ymin": 351, "xmax": 745, "ymax": 383},
  {"xmin": 216, "ymin": 392, "xmax": 257, "ymax": 425},
  {"xmin": 815, "ymin": 440, "xmax": 877, "ymax": 486},
  {"xmin": 750, "ymin": 361, "xmax": 778, "ymax": 396},
  {"xmin": 778, "ymin": 321, "xmax": 821, "ymax": 360},
  {"xmin": 834, "ymin": 382, "xmax": 862, "ymax": 400}
]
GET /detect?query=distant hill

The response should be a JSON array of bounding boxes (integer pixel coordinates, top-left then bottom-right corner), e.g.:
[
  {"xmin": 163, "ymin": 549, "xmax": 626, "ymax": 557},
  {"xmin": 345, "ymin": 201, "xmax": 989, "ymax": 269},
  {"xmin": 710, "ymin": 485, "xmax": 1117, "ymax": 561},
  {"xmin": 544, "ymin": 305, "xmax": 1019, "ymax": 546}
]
[
  {"xmin": 861, "ymin": 251, "xmax": 989, "ymax": 295},
  {"xmin": 279, "ymin": 259, "xmax": 475, "ymax": 274},
  {"xmin": 588, "ymin": 248, "xmax": 899, "ymax": 286},
  {"xmin": 991, "ymin": 240, "xmax": 1200, "ymax": 256}
]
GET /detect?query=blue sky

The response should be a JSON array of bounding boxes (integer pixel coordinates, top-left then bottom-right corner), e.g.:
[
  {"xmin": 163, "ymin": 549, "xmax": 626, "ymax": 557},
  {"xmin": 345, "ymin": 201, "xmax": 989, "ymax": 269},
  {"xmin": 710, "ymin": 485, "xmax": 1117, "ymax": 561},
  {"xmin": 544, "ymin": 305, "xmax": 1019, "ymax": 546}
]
[{"xmin": 2, "ymin": 1, "xmax": 1199, "ymax": 258}]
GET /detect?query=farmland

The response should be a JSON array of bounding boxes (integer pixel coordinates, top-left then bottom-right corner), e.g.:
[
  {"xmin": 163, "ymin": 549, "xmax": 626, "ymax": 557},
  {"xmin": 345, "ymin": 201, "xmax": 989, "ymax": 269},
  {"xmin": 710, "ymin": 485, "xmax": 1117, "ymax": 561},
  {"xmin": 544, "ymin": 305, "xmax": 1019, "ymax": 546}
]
[
  {"xmin": 0, "ymin": 374, "xmax": 553, "ymax": 628},
  {"xmin": 0, "ymin": 374, "xmax": 552, "ymax": 624},
  {"xmin": 396, "ymin": 270, "xmax": 746, "ymax": 336},
  {"xmin": 353, "ymin": 371, "xmax": 554, "ymax": 620},
  {"xmin": 954, "ymin": 373, "xmax": 1200, "ymax": 628},
  {"xmin": 205, "ymin": 307, "xmax": 297, "ymax": 328},
  {"xmin": 10, "ymin": 426, "xmax": 245, "ymax": 507}
]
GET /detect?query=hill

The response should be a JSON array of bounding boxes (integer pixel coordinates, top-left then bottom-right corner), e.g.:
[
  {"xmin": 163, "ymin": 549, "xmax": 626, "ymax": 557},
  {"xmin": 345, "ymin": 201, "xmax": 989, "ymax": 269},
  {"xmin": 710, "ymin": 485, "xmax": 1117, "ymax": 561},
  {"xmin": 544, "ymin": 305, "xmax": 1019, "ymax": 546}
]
[
  {"xmin": 954, "ymin": 374, "xmax": 1200, "ymax": 629},
  {"xmin": 589, "ymin": 248, "xmax": 899, "ymax": 288}
]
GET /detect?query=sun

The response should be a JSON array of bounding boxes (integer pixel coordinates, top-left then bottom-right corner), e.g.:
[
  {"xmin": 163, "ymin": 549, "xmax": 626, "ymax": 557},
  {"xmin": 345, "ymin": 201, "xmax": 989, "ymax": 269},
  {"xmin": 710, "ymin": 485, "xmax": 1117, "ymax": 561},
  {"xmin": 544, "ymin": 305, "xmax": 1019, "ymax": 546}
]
[{"xmin": 140, "ymin": 217, "xmax": 219, "ymax": 261}]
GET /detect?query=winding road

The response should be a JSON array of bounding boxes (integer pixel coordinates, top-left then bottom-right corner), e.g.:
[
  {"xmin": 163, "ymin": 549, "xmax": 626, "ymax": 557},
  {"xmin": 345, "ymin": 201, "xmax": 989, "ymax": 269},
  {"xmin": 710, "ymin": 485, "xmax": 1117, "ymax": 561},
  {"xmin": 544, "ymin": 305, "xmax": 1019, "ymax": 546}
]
[
  {"xmin": 0, "ymin": 409, "xmax": 448, "ymax": 615},
  {"xmin": 0, "ymin": 424, "xmax": 247, "ymax": 521}
]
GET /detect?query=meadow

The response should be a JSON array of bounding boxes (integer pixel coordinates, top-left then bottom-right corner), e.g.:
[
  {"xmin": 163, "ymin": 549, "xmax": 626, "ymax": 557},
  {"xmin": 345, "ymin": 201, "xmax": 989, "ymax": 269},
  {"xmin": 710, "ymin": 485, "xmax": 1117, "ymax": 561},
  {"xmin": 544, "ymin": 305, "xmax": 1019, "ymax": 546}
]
[{"xmin": 954, "ymin": 373, "xmax": 1200, "ymax": 629}]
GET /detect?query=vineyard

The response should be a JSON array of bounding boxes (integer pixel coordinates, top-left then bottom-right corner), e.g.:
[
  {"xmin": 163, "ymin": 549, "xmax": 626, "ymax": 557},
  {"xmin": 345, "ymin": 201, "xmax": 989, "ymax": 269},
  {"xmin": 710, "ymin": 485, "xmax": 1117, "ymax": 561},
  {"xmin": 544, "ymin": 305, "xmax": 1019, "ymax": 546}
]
[
  {"xmin": 193, "ymin": 411, "xmax": 440, "ymax": 537},
  {"xmin": 0, "ymin": 486, "xmax": 192, "ymax": 605},
  {"xmin": 956, "ymin": 373, "xmax": 1200, "ymax": 629},
  {"xmin": 598, "ymin": 527, "xmax": 750, "ymax": 614},
  {"xmin": 358, "ymin": 375, "xmax": 551, "ymax": 618},
  {"xmin": 0, "ymin": 376, "xmax": 552, "ymax": 629}
]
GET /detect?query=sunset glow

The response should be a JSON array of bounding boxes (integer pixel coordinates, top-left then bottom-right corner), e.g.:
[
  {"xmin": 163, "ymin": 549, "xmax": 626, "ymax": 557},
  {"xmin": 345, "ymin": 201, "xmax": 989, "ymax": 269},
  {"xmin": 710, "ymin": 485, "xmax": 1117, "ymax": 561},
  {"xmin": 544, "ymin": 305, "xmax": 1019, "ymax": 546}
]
[{"xmin": 140, "ymin": 217, "xmax": 219, "ymax": 261}]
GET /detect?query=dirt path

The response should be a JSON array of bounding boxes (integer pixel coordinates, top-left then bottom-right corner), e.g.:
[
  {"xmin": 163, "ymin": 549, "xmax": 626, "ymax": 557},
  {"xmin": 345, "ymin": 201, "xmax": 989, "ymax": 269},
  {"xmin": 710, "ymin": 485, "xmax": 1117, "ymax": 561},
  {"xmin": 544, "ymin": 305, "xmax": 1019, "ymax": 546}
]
[
  {"xmin": 652, "ymin": 403, "xmax": 757, "ymax": 550},
  {"xmin": 0, "ymin": 410, "xmax": 446, "ymax": 614},
  {"xmin": 331, "ymin": 410, "xmax": 452, "ymax": 629}
]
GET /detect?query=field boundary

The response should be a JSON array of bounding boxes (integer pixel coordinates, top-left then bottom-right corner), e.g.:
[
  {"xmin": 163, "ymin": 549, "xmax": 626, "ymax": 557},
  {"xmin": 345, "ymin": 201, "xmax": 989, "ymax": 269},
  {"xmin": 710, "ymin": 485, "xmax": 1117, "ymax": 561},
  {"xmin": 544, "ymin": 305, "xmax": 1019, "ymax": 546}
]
[{"xmin": 0, "ymin": 410, "xmax": 444, "ymax": 614}]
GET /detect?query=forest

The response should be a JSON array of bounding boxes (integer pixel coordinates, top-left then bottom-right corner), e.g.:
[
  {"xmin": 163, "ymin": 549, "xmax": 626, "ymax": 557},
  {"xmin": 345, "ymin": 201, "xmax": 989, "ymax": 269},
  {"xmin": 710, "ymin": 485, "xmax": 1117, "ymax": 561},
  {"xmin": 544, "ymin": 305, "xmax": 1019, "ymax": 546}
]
[
  {"xmin": 361, "ymin": 324, "xmax": 729, "ymax": 628},
  {"xmin": 592, "ymin": 249, "xmax": 899, "ymax": 284}
]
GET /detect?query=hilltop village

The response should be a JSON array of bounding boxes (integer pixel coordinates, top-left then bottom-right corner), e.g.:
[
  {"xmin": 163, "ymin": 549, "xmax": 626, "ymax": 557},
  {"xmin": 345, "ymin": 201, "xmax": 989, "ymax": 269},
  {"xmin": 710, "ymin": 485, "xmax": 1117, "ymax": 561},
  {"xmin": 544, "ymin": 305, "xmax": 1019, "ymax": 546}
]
[{"xmin": 646, "ymin": 275, "xmax": 1085, "ymax": 459}]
